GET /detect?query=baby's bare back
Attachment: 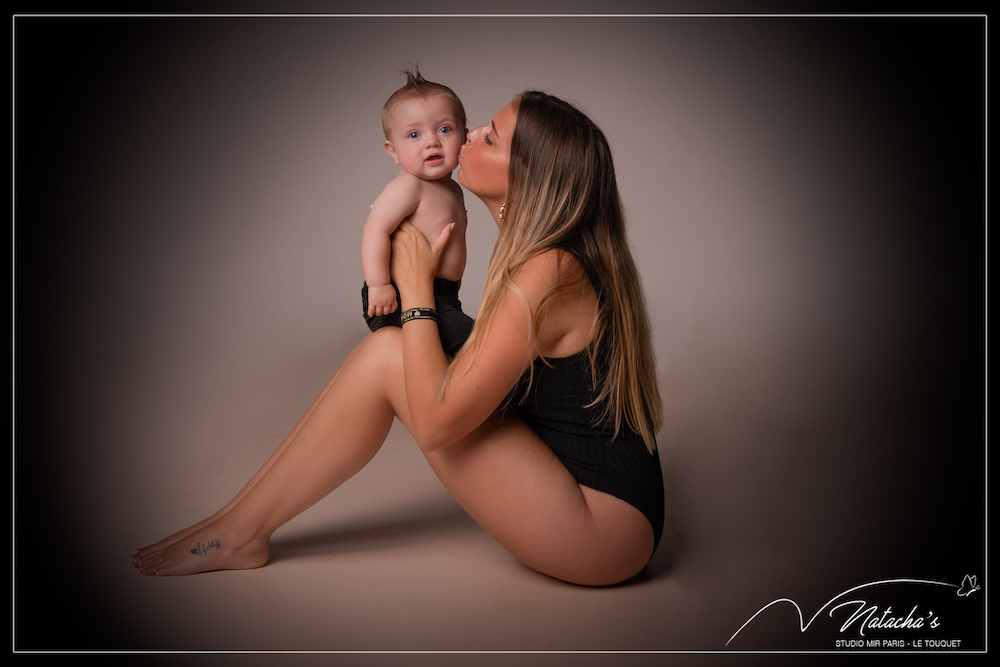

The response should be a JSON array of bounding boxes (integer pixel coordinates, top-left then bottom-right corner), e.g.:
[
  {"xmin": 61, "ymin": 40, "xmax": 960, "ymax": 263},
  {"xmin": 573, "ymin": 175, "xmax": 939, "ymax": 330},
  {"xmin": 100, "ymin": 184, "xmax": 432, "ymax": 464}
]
[{"xmin": 407, "ymin": 178, "xmax": 467, "ymax": 282}]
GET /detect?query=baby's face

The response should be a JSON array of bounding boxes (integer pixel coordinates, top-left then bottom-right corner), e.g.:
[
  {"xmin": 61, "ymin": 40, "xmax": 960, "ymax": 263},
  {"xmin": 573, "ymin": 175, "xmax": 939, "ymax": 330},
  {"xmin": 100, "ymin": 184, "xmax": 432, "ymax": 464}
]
[{"xmin": 384, "ymin": 94, "xmax": 465, "ymax": 181}]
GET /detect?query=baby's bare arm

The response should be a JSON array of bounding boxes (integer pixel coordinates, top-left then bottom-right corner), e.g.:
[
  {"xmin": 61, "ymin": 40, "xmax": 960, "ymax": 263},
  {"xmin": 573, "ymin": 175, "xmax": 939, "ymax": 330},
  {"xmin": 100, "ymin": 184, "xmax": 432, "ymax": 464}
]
[{"xmin": 361, "ymin": 173, "xmax": 422, "ymax": 288}]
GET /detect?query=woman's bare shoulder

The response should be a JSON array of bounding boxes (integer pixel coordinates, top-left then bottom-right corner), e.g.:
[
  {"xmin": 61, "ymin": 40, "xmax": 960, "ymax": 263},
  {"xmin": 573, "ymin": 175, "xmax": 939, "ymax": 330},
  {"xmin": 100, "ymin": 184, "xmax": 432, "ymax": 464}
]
[
  {"xmin": 515, "ymin": 249, "xmax": 597, "ymax": 356},
  {"xmin": 516, "ymin": 248, "xmax": 585, "ymax": 282}
]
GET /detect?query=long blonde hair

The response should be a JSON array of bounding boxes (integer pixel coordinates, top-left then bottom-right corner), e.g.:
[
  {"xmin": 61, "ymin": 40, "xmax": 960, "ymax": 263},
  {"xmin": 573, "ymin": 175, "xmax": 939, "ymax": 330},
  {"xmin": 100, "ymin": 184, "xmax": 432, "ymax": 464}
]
[{"xmin": 456, "ymin": 91, "xmax": 662, "ymax": 452}]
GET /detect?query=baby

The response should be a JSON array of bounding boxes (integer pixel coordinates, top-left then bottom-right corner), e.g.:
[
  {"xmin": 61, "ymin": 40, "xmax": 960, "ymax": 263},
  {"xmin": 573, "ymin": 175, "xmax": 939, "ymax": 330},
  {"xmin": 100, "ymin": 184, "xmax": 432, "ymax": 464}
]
[{"xmin": 361, "ymin": 68, "xmax": 472, "ymax": 356}]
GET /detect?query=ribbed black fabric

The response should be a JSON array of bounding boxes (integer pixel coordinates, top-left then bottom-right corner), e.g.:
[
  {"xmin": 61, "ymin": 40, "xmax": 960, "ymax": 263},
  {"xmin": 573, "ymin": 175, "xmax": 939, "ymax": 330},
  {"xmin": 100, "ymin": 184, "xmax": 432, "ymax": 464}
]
[{"xmin": 513, "ymin": 351, "xmax": 665, "ymax": 551}]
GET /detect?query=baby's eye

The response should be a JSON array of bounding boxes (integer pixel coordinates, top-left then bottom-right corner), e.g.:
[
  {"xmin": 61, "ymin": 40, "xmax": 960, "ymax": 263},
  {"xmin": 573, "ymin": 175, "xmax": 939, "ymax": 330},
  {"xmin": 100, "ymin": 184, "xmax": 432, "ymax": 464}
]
[
  {"xmin": 408, "ymin": 131, "xmax": 419, "ymax": 139},
  {"xmin": 439, "ymin": 126, "xmax": 452, "ymax": 134}
]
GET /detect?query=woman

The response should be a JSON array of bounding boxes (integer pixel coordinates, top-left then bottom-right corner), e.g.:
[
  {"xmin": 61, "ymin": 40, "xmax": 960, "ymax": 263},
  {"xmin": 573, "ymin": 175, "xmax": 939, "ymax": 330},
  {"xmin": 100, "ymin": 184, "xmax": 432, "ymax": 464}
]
[{"xmin": 133, "ymin": 91, "xmax": 664, "ymax": 586}]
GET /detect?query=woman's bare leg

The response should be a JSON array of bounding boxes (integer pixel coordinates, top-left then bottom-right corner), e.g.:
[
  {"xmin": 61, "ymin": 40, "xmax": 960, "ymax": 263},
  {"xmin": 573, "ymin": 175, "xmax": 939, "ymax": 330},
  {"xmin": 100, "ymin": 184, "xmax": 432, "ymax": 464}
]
[
  {"xmin": 133, "ymin": 342, "xmax": 368, "ymax": 561},
  {"xmin": 134, "ymin": 327, "xmax": 654, "ymax": 584},
  {"xmin": 369, "ymin": 331, "xmax": 655, "ymax": 586},
  {"xmin": 133, "ymin": 332, "xmax": 399, "ymax": 575},
  {"xmin": 420, "ymin": 413, "xmax": 655, "ymax": 586}
]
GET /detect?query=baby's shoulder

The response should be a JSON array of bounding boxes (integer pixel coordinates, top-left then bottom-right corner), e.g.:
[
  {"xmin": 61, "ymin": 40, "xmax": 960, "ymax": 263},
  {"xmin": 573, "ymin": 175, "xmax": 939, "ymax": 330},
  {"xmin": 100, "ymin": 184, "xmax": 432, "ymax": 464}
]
[
  {"xmin": 385, "ymin": 169, "xmax": 425, "ymax": 194},
  {"xmin": 374, "ymin": 169, "xmax": 424, "ymax": 205}
]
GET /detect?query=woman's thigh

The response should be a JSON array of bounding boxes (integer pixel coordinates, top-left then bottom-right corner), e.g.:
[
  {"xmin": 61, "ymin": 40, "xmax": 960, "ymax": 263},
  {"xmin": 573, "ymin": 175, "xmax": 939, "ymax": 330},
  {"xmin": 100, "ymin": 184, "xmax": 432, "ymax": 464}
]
[
  {"xmin": 422, "ymin": 412, "xmax": 655, "ymax": 586},
  {"xmin": 374, "ymin": 327, "xmax": 653, "ymax": 585}
]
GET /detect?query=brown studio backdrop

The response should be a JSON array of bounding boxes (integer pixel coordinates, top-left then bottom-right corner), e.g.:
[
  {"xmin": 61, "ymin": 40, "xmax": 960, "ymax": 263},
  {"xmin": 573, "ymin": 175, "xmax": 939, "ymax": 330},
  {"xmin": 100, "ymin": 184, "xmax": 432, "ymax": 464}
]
[{"xmin": 15, "ymin": 16, "xmax": 984, "ymax": 649}]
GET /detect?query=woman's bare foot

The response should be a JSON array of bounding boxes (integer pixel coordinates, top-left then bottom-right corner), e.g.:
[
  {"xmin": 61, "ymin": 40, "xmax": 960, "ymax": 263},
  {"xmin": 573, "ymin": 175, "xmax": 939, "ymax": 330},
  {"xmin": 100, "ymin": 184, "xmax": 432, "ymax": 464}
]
[
  {"xmin": 132, "ymin": 510, "xmax": 230, "ymax": 564},
  {"xmin": 132, "ymin": 518, "xmax": 269, "ymax": 576},
  {"xmin": 131, "ymin": 360, "xmax": 348, "ymax": 566}
]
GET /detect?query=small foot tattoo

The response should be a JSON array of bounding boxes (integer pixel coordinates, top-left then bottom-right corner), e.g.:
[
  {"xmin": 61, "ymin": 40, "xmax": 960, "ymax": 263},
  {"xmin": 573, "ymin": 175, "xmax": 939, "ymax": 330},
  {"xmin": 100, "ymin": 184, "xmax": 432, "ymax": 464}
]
[{"xmin": 190, "ymin": 539, "xmax": 221, "ymax": 557}]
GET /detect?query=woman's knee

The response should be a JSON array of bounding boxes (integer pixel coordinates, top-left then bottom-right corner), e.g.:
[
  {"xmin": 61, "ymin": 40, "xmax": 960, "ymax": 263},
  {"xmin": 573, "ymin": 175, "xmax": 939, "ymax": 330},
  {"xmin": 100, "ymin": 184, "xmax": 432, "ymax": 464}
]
[
  {"xmin": 348, "ymin": 328, "xmax": 411, "ymax": 420},
  {"xmin": 352, "ymin": 328, "xmax": 404, "ymax": 374}
]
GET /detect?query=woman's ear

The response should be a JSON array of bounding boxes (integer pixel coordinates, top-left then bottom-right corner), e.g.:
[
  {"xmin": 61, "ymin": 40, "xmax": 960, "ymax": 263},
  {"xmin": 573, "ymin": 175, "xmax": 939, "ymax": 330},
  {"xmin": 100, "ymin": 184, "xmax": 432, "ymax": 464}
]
[{"xmin": 384, "ymin": 140, "xmax": 400, "ymax": 165}]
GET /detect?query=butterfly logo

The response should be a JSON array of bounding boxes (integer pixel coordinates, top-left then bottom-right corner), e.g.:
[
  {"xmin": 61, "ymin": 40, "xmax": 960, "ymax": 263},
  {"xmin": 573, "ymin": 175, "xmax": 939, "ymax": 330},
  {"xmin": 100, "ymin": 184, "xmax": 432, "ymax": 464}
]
[{"xmin": 957, "ymin": 574, "xmax": 980, "ymax": 597}]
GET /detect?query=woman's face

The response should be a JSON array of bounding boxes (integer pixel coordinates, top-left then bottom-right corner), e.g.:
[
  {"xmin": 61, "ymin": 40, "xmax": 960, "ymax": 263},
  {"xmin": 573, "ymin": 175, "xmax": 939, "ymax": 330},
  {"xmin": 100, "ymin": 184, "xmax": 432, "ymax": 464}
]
[{"xmin": 458, "ymin": 100, "xmax": 516, "ymax": 216}]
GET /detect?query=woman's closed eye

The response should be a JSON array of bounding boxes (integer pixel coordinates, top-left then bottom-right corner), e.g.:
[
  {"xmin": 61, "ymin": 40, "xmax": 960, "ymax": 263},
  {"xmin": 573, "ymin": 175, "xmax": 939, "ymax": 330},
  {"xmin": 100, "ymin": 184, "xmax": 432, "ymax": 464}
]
[{"xmin": 484, "ymin": 131, "xmax": 493, "ymax": 145}]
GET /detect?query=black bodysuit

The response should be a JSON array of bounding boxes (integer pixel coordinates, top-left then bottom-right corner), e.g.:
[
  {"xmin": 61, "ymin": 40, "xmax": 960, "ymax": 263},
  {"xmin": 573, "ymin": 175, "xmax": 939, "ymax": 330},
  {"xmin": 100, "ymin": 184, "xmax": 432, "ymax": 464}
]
[{"xmin": 512, "ymin": 350, "xmax": 665, "ymax": 551}]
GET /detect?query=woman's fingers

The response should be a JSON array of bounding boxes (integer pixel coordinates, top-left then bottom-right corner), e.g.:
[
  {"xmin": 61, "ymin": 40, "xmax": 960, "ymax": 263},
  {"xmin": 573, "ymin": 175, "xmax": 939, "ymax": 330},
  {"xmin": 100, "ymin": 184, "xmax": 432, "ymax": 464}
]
[
  {"xmin": 391, "ymin": 221, "xmax": 421, "ymax": 257},
  {"xmin": 390, "ymin": 222, "xmax": 417, "ymax": 269},
  {"xmin": 391, "ymin": 221, "xmax": 438, "ymax": 291},
  {"xmin": 430, "ymin": 222, "xmax": 455, "ymax": 257},
  {"xmin": 393, "ymin": 219, "xmax": 453, "ymax": 264},
  {"xmin": 395, "ymin": 220, "xmax": 420, "ymax": 236}
]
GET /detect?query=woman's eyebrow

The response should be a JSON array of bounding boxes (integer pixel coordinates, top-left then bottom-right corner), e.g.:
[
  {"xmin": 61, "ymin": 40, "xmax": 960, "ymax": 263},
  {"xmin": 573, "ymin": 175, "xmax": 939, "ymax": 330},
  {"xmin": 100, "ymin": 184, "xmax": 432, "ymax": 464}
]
[{"xmin": 491, "ymin": 120, "xmax": 500, "ymax": 138}]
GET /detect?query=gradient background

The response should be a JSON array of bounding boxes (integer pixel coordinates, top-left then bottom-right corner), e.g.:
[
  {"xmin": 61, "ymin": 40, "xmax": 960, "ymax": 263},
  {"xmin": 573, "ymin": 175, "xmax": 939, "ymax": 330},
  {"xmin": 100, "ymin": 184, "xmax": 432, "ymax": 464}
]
[{"xmin": 14, "ymin": 6, "xmax": 985, "ymax": 660}]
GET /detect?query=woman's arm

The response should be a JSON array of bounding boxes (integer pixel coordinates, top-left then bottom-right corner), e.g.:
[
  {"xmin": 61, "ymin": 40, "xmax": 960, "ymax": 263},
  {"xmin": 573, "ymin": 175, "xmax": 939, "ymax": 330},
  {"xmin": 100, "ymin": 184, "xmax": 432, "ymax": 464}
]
[{"xmin": 391, "ymin": 222, "xmax": 567, "ymax": 452}]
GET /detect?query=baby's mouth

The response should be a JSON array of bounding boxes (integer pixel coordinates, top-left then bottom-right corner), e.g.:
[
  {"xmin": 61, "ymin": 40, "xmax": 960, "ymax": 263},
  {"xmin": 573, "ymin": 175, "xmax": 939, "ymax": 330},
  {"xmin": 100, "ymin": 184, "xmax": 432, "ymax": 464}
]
[{"xmin": 426, "ymin": 154, "xmax": 443, "ymax": 162}]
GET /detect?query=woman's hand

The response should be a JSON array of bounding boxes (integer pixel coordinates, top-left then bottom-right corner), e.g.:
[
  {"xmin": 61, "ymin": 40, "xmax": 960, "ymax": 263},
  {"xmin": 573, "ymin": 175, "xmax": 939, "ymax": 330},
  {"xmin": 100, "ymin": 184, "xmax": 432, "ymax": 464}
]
[{"xmin": 390, "ymin": 220, "xmax": 454, "ymax": 307}]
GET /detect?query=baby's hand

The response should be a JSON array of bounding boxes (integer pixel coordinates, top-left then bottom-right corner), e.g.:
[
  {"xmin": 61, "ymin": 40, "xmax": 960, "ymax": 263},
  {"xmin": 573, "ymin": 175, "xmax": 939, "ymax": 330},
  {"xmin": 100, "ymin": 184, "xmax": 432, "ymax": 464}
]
[{"xmin": 367, "ymin": 284, "xmax": 398, "ymax": 317}]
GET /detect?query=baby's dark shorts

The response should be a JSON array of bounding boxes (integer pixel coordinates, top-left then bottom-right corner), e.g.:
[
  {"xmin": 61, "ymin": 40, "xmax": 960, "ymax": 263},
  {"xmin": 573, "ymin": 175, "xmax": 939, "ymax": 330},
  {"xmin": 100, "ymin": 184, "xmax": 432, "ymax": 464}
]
[{"xmin": 361, "ymin": 278, "xmax": 474, "ymax": 357}]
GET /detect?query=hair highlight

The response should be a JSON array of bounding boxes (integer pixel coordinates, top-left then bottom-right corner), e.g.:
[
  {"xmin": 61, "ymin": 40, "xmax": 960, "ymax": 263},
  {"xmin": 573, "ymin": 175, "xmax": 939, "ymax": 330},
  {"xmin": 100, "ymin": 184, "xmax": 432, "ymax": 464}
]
[{"xmin": 452, "ymin": 92, "xmax": 662, "ymax": 453}]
